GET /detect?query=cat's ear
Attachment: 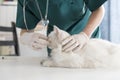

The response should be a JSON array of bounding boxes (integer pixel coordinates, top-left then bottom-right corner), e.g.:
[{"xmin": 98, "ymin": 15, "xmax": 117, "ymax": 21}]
[
  {"xmin": 53, "ymin": 25, "xmax": 63, "ymax": 42},
  {"xmin": 53, "ymin": 25, "xmax": 61, "ymax": 35}
]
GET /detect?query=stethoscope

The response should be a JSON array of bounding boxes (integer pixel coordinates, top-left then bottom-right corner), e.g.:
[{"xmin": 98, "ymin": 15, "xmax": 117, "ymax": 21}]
[
  {"xmin": 23, "ymin": 0, "xmax": 31, "ymax": 31},
  {"xmin": 23, "ymin": 0, "xmax": 87, "ymax": 31},
  {"xmin": 23, "ymin": 0, "xmax": 49, "ymax": 31}
]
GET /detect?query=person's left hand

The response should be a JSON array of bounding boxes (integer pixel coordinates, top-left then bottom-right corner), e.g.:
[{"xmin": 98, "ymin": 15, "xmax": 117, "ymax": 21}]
[{"xmin": 62, "ymin": 32, "xmax": 89, "ymax": 52}]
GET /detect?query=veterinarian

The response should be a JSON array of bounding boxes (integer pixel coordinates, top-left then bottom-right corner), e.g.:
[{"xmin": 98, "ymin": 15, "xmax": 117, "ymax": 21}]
[{"xmin": 16, "ymin": 0, "xmax": 107, "ymax": 55}]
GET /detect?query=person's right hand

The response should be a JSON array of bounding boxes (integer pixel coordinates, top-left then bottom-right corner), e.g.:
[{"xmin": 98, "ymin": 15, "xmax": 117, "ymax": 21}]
[{"xmin": 20, "ymin": 32, "xmax": 48, "ymax": 50}]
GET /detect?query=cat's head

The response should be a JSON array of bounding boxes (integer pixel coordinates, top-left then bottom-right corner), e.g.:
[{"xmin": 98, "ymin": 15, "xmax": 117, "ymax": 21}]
[{"xmin": 48, "ymin": 26, "xmax": 70, "ymax": 49}]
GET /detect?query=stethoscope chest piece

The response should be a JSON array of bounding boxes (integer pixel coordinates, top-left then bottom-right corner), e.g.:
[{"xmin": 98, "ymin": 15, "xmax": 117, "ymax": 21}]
[{"xmin": 34, "ymin": 19, "xmax": 49, "ymax": 32}]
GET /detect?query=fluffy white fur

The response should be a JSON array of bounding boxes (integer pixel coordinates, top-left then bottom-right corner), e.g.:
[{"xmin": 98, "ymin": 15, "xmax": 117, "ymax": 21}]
[{"xmin": 41, "ymin": 26, "xmax": 120, "ymax": 68}]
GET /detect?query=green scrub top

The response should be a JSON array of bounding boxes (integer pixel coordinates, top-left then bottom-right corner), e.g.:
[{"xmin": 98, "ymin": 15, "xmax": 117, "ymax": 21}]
[{"xmin": 16, "ymin": 0, "xmax": 107, "ymax": 38}]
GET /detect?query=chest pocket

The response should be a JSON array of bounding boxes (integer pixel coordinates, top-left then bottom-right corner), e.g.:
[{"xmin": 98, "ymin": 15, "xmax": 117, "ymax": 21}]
[{"xmin": 60, "ymin": 0, "xmax": 86, "ymax": 20}]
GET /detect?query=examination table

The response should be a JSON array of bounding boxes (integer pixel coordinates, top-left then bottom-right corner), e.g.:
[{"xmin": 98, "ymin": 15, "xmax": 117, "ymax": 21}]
[{"xmin": 0, "ymin": 56, "xmax": 120, "ymax": 80}]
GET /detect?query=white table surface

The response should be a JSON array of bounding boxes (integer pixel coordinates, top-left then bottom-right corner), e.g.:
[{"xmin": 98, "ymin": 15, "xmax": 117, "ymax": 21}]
[{"xmin": 0, "ymin": 56, "xmax": 120, "ymax": 80}]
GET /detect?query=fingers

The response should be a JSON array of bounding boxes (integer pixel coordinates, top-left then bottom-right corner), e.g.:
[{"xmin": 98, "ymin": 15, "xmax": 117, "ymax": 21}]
[
  {"xmin": 31, "ymin": 39, "xmax": 48, "ymax": 50},
  {"xmin": 34, "ymin": 38, "xmax": 49, "ymax": 45},
  {"xmin": 32, "ymin": 43, "xmax": 46, "ymax": 50},
  {"xmin": 62, "ymin": 38, "xmax": 76, "ymax": 51},
  {"xmin": 31, "ymin": 38, "xmax": 48, "ymax": 50},
  {"xmin": 62, "ymin": 35, "xmax": 84, "ymax": 52},
  {"xmin": 62, "ymin": 36, "xmax": 82, "ymax": 52},
  {"xmin": 63, "ymin": 41, "xmax": 80, "ymax": 52},
  {"xmin": 72, "ymin": 45, "xmax": 82, "ymax": 52},
  {"xmin": 32, "ymin": 43, "xmax": 42, "ymax": 50},
  {"xmin": 62, "ymin": 36, "xmax": 73, "ymax": 46}
]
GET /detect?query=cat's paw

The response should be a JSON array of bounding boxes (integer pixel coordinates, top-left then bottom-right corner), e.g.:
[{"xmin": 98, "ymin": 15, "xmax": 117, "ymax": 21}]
[{"xmin": 41, "ymin": 59, "xmax": 55, "ymax": 67}]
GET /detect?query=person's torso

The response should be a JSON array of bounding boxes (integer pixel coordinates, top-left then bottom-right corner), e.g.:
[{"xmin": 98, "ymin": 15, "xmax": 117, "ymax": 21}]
[{"xmin": 26, "ymin": 0, "xmax": 99, "ymax": 37}]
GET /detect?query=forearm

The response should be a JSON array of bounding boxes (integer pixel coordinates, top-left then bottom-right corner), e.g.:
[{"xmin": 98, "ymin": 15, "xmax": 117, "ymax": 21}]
[{"xmin": 83, "ymin": 5, "xmax": 105, "ymax": 37}]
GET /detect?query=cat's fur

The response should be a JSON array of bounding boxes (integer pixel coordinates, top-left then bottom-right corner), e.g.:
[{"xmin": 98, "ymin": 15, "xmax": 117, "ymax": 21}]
[{"xmin": 41, "ymin": 26, "xmax": 120, "ymax": 68}]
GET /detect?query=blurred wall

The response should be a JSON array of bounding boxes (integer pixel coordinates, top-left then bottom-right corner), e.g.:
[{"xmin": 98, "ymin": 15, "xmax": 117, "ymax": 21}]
[{"xmin": 100, "ymin": 0, "xmax": 120, "ymax": 43}]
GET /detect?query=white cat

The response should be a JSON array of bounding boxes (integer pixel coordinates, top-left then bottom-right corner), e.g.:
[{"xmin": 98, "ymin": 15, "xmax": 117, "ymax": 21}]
[{"xmin": 41, "ymin": 26, "xmax": 120, "ymax": 68}]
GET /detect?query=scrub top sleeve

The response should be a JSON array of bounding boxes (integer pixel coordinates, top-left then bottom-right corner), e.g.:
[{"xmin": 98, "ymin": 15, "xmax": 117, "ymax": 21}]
[
  {"xmin": 16, "ymin": 0, "xmax": 38, "ymax": 30},
  {"xmin": 84, "ymin": 0, "xmax": 107, "ymax": 12}
]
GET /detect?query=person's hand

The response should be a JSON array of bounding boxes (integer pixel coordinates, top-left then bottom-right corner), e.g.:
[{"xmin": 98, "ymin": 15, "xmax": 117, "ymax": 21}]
[
  {"xmin": 20, "ymin": 32, "xmax": 48, "ymax": 50},
  {"xmin": 62, "ymin": 32, "xmax": 89, "ymax": 52}
]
